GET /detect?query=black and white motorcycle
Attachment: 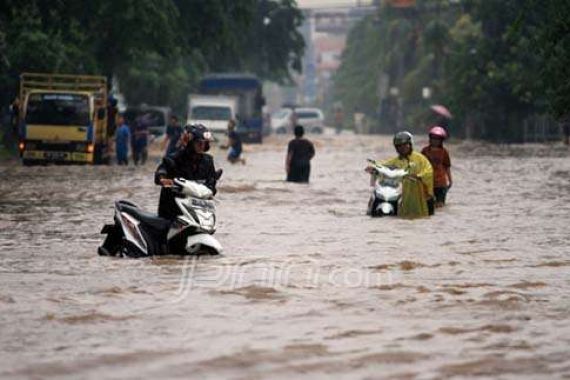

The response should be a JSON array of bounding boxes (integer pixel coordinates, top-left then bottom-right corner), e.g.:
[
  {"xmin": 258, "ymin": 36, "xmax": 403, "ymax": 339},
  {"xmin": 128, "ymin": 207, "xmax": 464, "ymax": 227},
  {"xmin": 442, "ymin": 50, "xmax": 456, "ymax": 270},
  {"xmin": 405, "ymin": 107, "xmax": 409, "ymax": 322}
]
[
  {"xmin": 367, "ymin": 159, "xmax": 408, "ymax": 217},
  {"xmin": 98, "ymin": 178, "xmax": 222, "ymax": 257}
]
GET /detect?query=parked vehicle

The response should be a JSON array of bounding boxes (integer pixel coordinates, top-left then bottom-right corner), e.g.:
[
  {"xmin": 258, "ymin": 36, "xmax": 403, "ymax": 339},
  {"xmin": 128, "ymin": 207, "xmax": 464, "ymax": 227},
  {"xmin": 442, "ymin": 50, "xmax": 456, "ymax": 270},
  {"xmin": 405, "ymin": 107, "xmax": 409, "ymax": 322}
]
[
  {"xmin": 198, "ymin": 74, "xmax": 265, "ymax": 143},
  {"xmin": 270, "ymin": 108, "xmax": 294, "ymax": 134},
  {"xmin": 124, "ymin": 105, "xmax": 171, "ymax": 136},
  {"xmin": 187, "ymin": 94, "xmax": 237, "ymax": 140},
  {"xmin": 98, "ymin": 177, "xmax": 222, "ymax": 258},
  {"xmin": 295, "ymin": 107, "xmax": 325, "ymax": 134},
  {"xmin": 18, "ymin": 73, "xmax": 110, "ymax": 165}
]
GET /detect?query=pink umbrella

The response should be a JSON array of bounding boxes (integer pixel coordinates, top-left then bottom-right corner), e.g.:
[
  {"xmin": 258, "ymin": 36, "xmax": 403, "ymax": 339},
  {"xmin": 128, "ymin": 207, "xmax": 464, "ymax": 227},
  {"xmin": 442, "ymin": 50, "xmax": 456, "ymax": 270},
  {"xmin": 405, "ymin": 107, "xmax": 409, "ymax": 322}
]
[{"xmin": 430, "ymin": 104, "xmax": 452, "ymax": 119}]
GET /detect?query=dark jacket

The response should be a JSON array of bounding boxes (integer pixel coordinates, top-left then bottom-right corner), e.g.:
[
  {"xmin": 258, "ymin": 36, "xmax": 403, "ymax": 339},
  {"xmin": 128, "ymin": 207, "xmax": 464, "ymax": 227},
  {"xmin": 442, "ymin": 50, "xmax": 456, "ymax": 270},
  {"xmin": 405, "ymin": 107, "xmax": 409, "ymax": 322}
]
[{"xmin": 154, "ymin": 147, "xmax": 217, "ymax": 220}]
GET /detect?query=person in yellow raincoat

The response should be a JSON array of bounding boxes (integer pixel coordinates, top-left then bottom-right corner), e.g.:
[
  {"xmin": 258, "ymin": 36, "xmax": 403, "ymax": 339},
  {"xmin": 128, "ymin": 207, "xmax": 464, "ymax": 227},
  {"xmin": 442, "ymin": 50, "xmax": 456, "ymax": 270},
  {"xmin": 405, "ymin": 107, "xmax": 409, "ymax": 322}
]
[{"xmin": 366, "ymin": 131, "xmax": 434, "ymax": 218}]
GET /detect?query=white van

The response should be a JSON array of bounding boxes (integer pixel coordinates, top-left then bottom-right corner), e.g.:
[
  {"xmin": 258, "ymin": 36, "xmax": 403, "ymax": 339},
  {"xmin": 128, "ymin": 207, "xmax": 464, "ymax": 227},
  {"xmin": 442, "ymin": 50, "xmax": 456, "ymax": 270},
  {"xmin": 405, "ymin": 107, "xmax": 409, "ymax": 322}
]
[{"xmin": 187, "ymin": 94, "xmax": 237, "ymax": 140}]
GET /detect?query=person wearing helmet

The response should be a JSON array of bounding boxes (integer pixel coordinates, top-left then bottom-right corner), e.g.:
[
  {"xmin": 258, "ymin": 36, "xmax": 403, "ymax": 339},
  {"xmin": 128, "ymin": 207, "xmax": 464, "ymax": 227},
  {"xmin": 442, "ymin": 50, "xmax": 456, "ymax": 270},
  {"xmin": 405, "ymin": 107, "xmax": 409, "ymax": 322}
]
[
  {"xmin": 154, "ymin": 124, "xmax": 219, "ymax": 220},
  {"xmin": 421, "ymin": 126, "xmax": 452, "ymax": 208},
  {"xmin": 366, "ymin": 131, "xmax": 434, "ymax": 218}
]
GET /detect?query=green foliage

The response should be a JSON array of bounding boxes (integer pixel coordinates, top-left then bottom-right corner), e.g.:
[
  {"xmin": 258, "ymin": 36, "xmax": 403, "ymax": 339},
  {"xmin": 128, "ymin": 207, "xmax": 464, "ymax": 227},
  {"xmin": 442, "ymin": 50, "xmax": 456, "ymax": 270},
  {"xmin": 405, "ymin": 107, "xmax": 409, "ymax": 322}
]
[
  {"xmin": 0, "ymin": 0, "xmax": 305, "ymax": 112},
  {"xmin": 117, "ymin": 50, "xmax": 193, "ymax": 114},
  {"xmin": 334, "ymin": 0, "xmax": 568, "ymax": 141},
  {"xmin": 240, "ymin": 0, "xmax": 305, "ymax": 83},
  {"xmin": 537, "ymin": 0, "xmax": 570, "ymax": 120},
  {"xmin": 333, "ymin": 17, "xmax": 383, "ymax": 116}
]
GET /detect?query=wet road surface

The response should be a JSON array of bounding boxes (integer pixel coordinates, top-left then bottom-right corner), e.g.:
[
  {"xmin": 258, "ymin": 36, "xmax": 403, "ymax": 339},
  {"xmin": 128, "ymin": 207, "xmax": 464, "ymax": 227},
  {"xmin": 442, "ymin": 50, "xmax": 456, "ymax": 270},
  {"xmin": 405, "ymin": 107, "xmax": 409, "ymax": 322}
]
[{"xmin": 1, "ymin": 134, "xmax": 569, "ymax": 379}]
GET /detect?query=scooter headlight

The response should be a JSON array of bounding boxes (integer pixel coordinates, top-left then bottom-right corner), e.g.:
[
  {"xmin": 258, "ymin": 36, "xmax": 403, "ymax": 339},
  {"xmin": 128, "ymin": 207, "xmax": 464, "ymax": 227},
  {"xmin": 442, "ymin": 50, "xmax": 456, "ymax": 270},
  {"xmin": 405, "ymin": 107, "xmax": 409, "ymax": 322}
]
[{"xmin": 380, "ymin": 202, "xmax": 394, "ymax": 215}]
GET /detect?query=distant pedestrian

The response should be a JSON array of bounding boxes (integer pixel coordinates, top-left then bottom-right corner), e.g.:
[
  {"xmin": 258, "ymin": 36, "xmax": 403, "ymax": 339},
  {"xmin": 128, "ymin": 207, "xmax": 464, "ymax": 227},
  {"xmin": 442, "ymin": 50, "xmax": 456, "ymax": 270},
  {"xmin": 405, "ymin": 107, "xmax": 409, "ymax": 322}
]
[
  {"xmin": 286, "ymin": 125, "xmax": 315, "ymax": 183},
  {"xmin": 353, "ymin": 107, "xmax": 366, "ymax": 134},
  {"xmin": 290, "ymin": 109, "xmax": 298, "ymax": 131},
  {"xmin": 10, "ymin": 97, "xmax": 20, "ymax": 138},
  {"xmin": 334, "ymin": 106, "xmax": 344, "ymax": 135},
  {"xmin": 4, "ymin": 97, "xmax": 20, "ymax": 149},
  {"xmin": 562, "ymin": 116, "xmax": 570, "ymax": 145},
  {"xmin": 163, "ymin": 115, "xmax": 183, "ymax": 156},
  {"xmin": 107, "ymin": 97, "xmax": 119, "ymax": 137},
  {"xmin": 115, "ymin": 114, "xmax": 130, "ymax": 165},
  {"xmin": 225, "ymin": 119, "xmax": 245, "ymax": 164},
  {"xmin": 132, "ymin": 113, "xmax": 150, "ymax": 165}
]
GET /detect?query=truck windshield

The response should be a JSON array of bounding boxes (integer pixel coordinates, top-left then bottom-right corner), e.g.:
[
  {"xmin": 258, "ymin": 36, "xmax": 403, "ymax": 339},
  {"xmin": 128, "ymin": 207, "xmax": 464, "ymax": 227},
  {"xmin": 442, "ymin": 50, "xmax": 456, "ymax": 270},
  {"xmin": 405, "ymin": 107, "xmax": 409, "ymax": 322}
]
[
  {"xmin": 25, "ymin": 93, "xmax": 90, "ymax": 126},
  {"xmin": 297, "ymin": 111, "xmax": 320, "ymax": 119},
  {"xmin": 191, "ymin": 106, "xmax": 231, "ymax": 121}
]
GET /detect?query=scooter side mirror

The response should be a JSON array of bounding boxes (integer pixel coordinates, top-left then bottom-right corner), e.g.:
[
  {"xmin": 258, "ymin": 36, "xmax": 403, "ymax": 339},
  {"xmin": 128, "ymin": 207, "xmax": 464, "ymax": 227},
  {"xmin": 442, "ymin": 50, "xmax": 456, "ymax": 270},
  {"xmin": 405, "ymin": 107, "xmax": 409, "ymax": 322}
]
[{"xmin": 170, "ymin": 183, "xmax": 182, "ymax": 192}]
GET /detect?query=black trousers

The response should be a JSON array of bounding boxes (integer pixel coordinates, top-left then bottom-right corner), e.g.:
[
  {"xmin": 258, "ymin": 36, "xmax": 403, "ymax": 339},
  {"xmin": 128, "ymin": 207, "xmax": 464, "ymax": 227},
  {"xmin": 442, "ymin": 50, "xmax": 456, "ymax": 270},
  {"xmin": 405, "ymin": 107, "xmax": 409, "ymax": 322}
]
[
  {"xmin": 158, "ymin": 187, "xmax": 180, "ymax": 221},
  {"xmin": 287, "ymin": 162, "xmax": 311, "ymax": 183},
  {"xmin": 427, "ymin": 198, "xmax": 435, "ymax": 216}
]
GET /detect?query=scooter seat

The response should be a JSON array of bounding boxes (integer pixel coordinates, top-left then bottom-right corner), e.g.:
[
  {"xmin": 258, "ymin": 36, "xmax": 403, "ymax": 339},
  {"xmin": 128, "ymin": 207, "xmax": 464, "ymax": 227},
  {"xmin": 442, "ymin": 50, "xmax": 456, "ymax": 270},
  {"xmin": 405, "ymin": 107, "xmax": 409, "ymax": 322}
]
[{"xmin": 120, "ymin": 204, "xmax": 171, "ymax": 232}]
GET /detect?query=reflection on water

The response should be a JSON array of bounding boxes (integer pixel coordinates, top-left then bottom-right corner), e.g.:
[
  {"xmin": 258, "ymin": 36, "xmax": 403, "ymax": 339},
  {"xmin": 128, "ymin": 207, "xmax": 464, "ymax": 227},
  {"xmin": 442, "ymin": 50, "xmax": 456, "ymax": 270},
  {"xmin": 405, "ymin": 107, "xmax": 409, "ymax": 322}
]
[{"xmin": 1, "ymin": 135, "xmax": 569, "ymax": 379}]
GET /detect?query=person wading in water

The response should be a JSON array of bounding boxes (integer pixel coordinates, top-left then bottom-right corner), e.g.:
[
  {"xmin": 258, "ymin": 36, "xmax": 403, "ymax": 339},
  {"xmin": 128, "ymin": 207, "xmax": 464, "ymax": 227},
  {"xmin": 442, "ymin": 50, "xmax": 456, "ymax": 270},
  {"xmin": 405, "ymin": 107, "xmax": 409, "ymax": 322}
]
[{"xmin": 286, "ymin": 125, "xmax": 315, "ymax": 183}]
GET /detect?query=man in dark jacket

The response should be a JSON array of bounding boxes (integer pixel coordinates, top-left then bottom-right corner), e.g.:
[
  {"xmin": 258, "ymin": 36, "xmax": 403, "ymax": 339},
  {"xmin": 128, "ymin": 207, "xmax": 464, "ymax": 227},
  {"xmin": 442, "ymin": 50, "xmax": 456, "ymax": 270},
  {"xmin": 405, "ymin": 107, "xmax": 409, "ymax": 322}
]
[
  {"xmin": 154, "ymin": 124, "xmax": 218, "ymax": 220},
  {"xmin": 286, "ymin": 125, "xmax": 315, "ymax": 183}
]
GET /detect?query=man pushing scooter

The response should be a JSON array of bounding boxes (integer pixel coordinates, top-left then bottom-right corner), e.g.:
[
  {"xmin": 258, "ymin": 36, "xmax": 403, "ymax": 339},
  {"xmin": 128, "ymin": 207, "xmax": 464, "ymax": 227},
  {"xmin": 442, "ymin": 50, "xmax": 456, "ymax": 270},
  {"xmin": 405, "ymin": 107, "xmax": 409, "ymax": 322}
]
[{"xmin": 365, "ymin": 131, "xmax": 434, "ymax": 219}]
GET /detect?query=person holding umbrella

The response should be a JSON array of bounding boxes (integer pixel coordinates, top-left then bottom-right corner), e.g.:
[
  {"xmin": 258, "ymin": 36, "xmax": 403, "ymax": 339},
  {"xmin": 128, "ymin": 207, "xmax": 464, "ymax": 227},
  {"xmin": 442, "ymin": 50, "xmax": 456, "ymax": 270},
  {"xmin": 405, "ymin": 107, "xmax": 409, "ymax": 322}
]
[{"xmin": 430, "ymin": 104, "xmax": 452, "ymax": 137}]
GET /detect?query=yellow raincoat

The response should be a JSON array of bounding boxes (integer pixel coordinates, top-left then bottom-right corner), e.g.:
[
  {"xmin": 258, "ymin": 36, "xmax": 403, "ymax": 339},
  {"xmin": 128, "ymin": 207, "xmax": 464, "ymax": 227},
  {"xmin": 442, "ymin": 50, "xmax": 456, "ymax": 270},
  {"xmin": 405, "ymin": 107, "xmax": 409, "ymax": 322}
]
[{"xmin": 377, "ymin": 151, "xmax": 434, "ymax": 218}]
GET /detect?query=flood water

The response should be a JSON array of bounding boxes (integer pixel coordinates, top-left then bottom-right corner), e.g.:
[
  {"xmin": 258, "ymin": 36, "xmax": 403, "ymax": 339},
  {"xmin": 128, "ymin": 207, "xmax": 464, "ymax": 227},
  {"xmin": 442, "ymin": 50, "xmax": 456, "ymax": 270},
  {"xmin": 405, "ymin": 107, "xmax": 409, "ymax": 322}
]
[{"xmin": 1, "ymin": 134, "xmax": 569, "ymax": 379}]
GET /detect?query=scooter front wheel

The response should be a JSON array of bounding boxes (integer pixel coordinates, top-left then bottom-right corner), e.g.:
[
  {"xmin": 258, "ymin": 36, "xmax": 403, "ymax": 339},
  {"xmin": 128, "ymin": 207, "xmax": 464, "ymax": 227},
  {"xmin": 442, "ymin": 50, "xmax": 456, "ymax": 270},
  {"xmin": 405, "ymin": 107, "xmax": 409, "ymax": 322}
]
[{"xmin": 195, "ymin": 245, "xmax": 220, "ymax": 255}]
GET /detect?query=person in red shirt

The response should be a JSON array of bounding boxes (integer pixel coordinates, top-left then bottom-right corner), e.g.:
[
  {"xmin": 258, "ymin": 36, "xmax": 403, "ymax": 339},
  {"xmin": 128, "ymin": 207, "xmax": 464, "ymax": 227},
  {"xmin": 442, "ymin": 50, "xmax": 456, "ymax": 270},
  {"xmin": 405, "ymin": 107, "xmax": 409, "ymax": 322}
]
[{"xmin": 421, "ymin": 126, "xmax": 452, "ymax": 208}]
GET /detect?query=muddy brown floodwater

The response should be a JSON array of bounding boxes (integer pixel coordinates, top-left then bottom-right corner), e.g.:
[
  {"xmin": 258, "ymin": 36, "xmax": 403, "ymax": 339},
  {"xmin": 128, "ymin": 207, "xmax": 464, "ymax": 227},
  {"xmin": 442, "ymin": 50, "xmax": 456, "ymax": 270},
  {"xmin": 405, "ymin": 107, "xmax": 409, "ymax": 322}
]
[{"xmin": 1, "ymin": 134, "xmax": 569, "ymax": 379}]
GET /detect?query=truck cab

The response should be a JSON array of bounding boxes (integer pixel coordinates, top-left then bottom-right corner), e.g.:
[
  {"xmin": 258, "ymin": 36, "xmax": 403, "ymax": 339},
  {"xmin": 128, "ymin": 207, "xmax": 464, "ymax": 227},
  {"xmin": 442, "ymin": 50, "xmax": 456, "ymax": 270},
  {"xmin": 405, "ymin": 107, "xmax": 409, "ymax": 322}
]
[
  {"xmin": 18, "ymin": 73, "xmax": 109, "ymax": 165},
  {"xmin": 187, "ymin": 94, "xmax": 237, "ymax": 141}
]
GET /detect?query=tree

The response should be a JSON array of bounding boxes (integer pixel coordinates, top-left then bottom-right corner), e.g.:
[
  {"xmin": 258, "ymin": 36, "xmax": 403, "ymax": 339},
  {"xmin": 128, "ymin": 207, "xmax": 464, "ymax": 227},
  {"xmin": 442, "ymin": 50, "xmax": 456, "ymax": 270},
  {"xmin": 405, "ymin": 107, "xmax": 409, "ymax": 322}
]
[
  {"xmin": 445, "ymin": 0, "xmax": 546, "ymax": 141},
  {"xmin": 333, "ymin": 16, "xmax": 383, "ymax": 120},
  {"xmin": 240, "ymin": 0, "xmax": 305, "ymax": 83},
  {"xmin": 0, "ymin": 0, "xmax": 99, "ymax": 106},
  {"xmin": 334, "ymin": 0, "xmax": 559, "ymax": 141},
  {"xmin": 537, "ymin": 0, "xmax": 570, "ymax": 120},
  {"xmin": 0, "ymin": 0, "xmax": 306, "ymax": 114}
]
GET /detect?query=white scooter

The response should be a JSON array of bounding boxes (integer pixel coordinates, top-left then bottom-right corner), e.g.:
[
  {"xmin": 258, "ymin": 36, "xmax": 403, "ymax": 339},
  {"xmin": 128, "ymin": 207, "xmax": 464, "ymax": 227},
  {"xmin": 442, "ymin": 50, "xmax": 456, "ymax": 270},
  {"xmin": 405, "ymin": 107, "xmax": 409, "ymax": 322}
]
[
  {"xmin": 98, "ymin": 178, "xmax": 222, "ymax": 257},
  {"xmin": 367, "ymin": 159, "xmax": 408, "ymax": 217}
]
